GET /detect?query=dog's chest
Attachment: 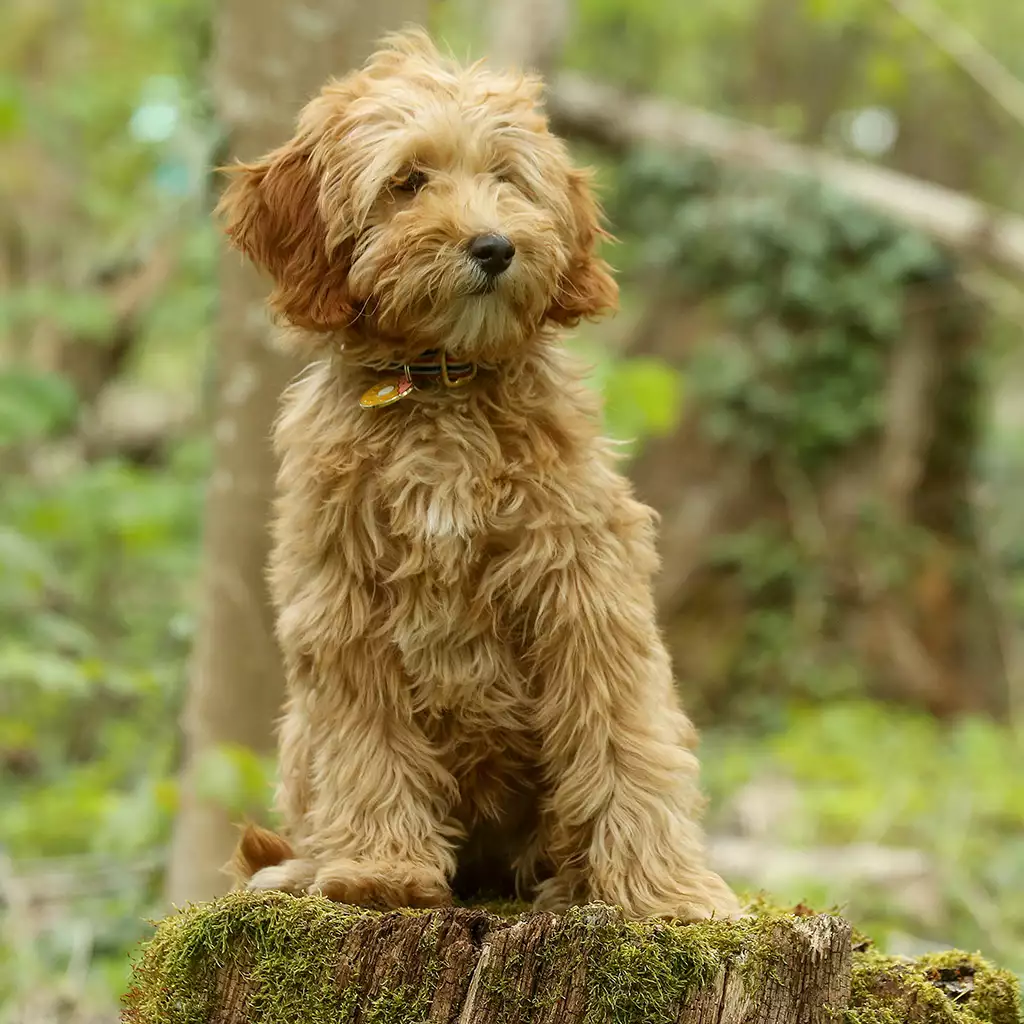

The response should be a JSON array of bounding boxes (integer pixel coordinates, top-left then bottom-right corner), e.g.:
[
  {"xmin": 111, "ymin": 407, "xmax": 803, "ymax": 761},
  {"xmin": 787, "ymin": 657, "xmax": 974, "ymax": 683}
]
[
  {"xmin": 372, "ymin": 427, "xmax": 533, "ymax": 714},
  {"xmin": 391, "ymin": 569, "xmax": 526, "ymax": 716}
]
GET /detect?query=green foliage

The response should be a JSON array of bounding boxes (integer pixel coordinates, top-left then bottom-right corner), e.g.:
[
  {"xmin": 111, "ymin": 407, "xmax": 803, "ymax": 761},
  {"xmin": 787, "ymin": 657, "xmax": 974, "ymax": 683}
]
[
  {"xmin": 0, "ymin": 441, "xmax": 204, "ymax": 890},
  {"xmin": 606, "ymin": 149, "xmax": 991, "ymax": 727},
  {"xmin": 0, "ymin": 287, "xmax": 118, "ymax": 344},
  {"xmin": 554, "ymin": 0, "xmax": 1024, "ymax": 207},
  {"xmin": 1, "ymin": 6, "xmax": 214, "ymax": 973},
  {"xmin": 703, "ymin": 703, "xmax": 1024, "ymax": 976},
  {"xmin": 0, "ymin": 0, "xmax": 217, "ymax": 405},
  {"xmin": 573, "ymin": 342, "xmax": 686, "ymax": 447},
  {"xmin": 0, "ymin": 368, "xmax": 79, "ymax": 444},
  {"xmin": 602, "ymin": 356, "xmax": 685, "ymax": 443},
  {"xmin": 614, "ymin": 148, "xmax": 961, "ymax": 471}
]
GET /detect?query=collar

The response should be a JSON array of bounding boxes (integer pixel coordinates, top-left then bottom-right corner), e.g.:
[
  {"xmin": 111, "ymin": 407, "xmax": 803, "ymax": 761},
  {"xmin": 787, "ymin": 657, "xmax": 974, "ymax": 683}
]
[{"xmin": 359, "ymin": 350, "xmax": 479, "ymax": 409}]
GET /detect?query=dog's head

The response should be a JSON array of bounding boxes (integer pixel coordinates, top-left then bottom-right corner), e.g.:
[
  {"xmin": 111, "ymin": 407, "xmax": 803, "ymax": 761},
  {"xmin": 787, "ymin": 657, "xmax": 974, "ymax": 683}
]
[{"xmin": 217, "ymin": 28, "xmax": 617, "ymax": 361}]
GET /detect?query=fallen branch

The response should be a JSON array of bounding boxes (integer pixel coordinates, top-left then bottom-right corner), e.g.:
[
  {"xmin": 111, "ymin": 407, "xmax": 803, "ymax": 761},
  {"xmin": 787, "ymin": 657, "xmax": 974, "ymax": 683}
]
[
  {"xmin": 708, "ymin": 838, "xmax": 940, "ymax": 923},
  {"xmin": 545, "ymin": 74, "xmax": 1024, "ymax": 277}
]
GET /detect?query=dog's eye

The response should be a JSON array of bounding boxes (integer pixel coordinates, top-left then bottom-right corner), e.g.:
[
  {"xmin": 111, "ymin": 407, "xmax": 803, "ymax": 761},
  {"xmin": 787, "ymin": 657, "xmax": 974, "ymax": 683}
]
[
  {"xmin": 395, "ymin": 169, "xmax": 428, "ymax": 194},
  {"xmin": 495, "ymin": 170, "xmax": 513, "ymax": 185}
]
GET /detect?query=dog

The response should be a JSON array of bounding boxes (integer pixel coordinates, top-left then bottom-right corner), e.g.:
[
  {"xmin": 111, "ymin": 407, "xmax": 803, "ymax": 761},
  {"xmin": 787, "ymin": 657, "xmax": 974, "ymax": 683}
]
[{"xmin": 218, "ymin": 28, "xmax": 739, "ymax": 922}]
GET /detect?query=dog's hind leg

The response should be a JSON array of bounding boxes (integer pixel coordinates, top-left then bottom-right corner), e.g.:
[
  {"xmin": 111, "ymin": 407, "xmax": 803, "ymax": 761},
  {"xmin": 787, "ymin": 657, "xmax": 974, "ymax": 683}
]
[
  {"xmin": 224, "ymin": 823, "xmax": 319, "ymax": 893},
  {"xmin": 276, "ymin": 686, "xmax": 314, "ymax": 839},
  {"xmin": 227, "ymin": 676, "xmax": 319, "ymax": 895}
]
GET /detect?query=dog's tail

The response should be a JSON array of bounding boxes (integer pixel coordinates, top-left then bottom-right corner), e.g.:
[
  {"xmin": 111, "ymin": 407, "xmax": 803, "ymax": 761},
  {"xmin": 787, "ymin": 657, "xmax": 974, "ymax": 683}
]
[{"xmin": 224, "ymin": 823, "xmax": 294, "ymax": 887}]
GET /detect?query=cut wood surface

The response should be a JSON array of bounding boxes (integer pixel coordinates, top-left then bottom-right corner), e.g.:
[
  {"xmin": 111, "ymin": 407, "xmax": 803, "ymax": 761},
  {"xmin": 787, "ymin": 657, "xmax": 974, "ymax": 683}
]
[
  {"xmin": 121, "ymin": 892, "xmax": 1021, "ymax": 1024},
  {"xmin": 545, "ymin": 73, "xmax": 1024, "ymax": 278}
]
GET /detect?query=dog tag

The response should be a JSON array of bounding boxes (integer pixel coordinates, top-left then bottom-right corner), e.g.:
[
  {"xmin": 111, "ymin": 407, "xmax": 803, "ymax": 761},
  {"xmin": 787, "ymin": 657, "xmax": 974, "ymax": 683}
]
[{"xmin": 359, "ymin": 375, "xmax": 415, "ymax": 409}]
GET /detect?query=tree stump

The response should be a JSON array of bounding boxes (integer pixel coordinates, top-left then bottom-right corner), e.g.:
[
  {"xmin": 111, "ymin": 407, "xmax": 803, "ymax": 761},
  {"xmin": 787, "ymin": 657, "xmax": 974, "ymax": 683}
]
[{"xmin": 121, "ymin": 892, "xmax": 1021, "ymax": 1024}]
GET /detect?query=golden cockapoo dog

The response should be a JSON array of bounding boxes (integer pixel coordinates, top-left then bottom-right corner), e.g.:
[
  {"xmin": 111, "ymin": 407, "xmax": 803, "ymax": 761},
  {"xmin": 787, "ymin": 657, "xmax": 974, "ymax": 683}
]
[{"xmin": 220, "ymin": 28, "xmax": 739, "ymax": 922}]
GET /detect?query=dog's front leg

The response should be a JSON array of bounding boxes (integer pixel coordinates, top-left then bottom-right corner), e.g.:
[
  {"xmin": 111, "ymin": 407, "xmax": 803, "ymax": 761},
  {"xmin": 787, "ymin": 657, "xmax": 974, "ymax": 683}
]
[
  {"xmin": 253, "ymin": 646, "xmax": 459, "ymax": 909},
  {"xmin": 524, "ymin": 528, "xmax": 740, "ymax": 922}
]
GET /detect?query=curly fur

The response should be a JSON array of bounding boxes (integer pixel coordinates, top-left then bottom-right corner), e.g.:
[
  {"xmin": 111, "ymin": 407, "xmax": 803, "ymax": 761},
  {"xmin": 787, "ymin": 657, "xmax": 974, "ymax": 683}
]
[{"xmin": 218, "ymin": 28, "xmax": 739, "ymax": 921}]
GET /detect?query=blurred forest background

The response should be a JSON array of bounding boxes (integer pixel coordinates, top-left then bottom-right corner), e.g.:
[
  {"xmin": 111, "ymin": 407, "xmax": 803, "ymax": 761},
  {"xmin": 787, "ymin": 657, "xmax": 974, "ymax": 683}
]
[{"xmin": 2, "ymin": 0, "xmax": 1024, "ymax": 1021}]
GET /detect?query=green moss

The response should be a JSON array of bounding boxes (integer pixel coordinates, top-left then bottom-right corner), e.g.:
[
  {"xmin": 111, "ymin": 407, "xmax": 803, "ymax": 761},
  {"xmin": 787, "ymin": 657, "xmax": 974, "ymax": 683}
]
[
  {"xmin": 844, "ymin": 947, "xmax": 1023, "ymax": 1024},
  {"xmin": 570, "ymin": 903, "xmax": 788, "ymax": 1024},
  {"xmin": 475, "ymin": 901, "xmax": 790, "ymax": 1024},
  {"xmin": 123, "ymin": 892, "xmax": 1022, "ymax": 1024},
  {"xmin": 363, "ymin": 985, "xmax": 427, "ymax": 1024},
  {"xmin": 122, "ymin": 891, "xmax": 373, "ymax": 1024}
]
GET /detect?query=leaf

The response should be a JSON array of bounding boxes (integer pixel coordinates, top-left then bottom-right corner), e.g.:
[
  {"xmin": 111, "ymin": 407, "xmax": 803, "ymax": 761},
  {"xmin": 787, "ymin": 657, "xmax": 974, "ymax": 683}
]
[
  {"xmin": 0, "ymin": 369, "xmax": 79, "ymax": 445},
  {"xmin": 865, "ymin": 51, "xmax": 908, "ymax": 98},
  {"xmin": 0, "ymin": 76, "xmax": 23, "ymax": 139},
  {"xmin": 0, "ymin": 646, "xmax": 89, "ymax": 694},
  {"xmin": 0, "ymin": 526, "xmax": 54, "ymax": 581},
  {"xmin": 603, "ymin": 357, "xmax": 685, "ymax": 442}
]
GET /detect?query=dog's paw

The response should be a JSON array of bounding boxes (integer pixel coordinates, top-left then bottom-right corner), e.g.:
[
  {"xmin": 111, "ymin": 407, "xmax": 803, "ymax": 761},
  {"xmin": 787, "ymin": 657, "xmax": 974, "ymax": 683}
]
[
  {"xmin": 656, "ymin": 878, "xmax": 744, "ymax": 923},
  {"xmin": 657, "ymin": 897, "xmax": 741, "ymax": 923},
  {"xmin": 701, "ymin": 871, "xmax": 745, "ymax": 920},
  {"xmin": 578, "ymin": 865, "xmax": 743, "ymax": 923},
  {"xmin": 309, "ymin": 858, "xmax": 451, "ymax": 909},
  {"xmin": 246, "ymin": 858, "xmax": 318, "ymax": 894},
  {"xmin": 530, "ymin": 871, "xmax": 584, "ymax": 914}
]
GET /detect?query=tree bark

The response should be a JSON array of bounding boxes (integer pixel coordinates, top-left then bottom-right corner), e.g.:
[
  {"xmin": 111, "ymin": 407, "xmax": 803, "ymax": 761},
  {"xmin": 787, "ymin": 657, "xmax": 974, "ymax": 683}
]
[
  {"xmin": 165, "ymin": 0, "xmax": 431, "ymax": 907},
  {"xmin": 545, "ymin": 74, "xmax": 1024, "ymax": 278},
  {"xmin": 123, "ymin": 894, "xmax": 1022, "ymax": 1024},
  {"xmin": 125, "ymin": 896, "xmax": 859, "ymax": 1024}
]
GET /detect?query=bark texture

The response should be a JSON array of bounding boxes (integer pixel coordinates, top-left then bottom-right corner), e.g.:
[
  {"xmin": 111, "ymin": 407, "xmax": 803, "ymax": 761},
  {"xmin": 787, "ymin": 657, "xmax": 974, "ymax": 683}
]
[
  {"xmin": 165, "ymin": 0, "xmax": 431, "ymax": 906},
  {"xmin": 124, "ymin": 894, "xmax": 859, "ymax": 1024},
  {"xmin": 123, "ymin": 893, "xmax": 1021, "ymax": 1023}
]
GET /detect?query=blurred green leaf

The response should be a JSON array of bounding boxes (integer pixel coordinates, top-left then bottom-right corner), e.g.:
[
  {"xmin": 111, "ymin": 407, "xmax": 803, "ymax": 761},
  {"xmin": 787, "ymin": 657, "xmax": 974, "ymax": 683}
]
[
  {"xmin": 603, "ymin": 356, "xmax": 685, "ymax": 442},
  {"xmin": 0, "ymin": 76, "xmax": 23, "ymax": 138},
  {"xmin": 0, "ymin": 647, "xmax": 90, "ymax": 694},
  {"xmin": 0, "ymin": 368, "xmax": 79, "ymax": 445}
]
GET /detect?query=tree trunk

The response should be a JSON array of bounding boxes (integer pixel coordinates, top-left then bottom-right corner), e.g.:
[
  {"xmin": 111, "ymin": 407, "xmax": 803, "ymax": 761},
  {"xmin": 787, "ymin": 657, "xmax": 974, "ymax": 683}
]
[
  {"xmin": 487, "ymin": 0, "xmax": 572, "ymax": 77},
  {"xmin": 165, "ymin": 0, "xmax": 431, "ymax": 907},
  {"xmin": 122, "ymin": 893, "xmax": 1022, "ymax": 1024}
]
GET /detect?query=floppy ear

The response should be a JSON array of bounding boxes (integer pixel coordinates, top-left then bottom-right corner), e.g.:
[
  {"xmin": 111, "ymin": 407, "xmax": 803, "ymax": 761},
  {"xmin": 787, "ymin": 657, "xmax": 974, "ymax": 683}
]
[
  {"xmin": 546, "ymin": 168, "xmax": 619, "ymax": 326},
  {"xmin": 217, "ymin": 141, "xmax": 354, "ymax": 331}
]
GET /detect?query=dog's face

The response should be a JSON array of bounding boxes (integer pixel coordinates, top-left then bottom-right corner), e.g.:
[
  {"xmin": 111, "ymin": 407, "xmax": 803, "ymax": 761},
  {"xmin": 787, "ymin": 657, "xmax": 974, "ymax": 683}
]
[{"xmin": 218, "ymin": 30, "xmax": 617, "ymax": 361}]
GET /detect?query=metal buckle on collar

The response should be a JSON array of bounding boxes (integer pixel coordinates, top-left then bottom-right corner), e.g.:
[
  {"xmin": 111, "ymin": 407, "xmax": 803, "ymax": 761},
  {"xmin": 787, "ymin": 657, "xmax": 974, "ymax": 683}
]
[
  {"xmin": 358, "ymin": 351, "xmax": 478, "ymax": 409},
  {"xmin": 440, "ymin": 350, "xmax": 477, "ymax": 389}
]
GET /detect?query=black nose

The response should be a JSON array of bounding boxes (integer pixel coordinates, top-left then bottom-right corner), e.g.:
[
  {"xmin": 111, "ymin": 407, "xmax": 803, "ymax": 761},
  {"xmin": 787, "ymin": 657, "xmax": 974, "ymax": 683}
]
[{"xmin": 468, "ymin": 234, "xmax": 515, "ymax": 276}]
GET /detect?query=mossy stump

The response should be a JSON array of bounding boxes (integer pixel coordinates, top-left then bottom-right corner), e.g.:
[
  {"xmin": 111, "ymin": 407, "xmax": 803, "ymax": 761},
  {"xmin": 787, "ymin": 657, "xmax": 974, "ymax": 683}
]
[{"xmin": 122, "ymin": 892, "xmax": 1021, "ymax": 1024}]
